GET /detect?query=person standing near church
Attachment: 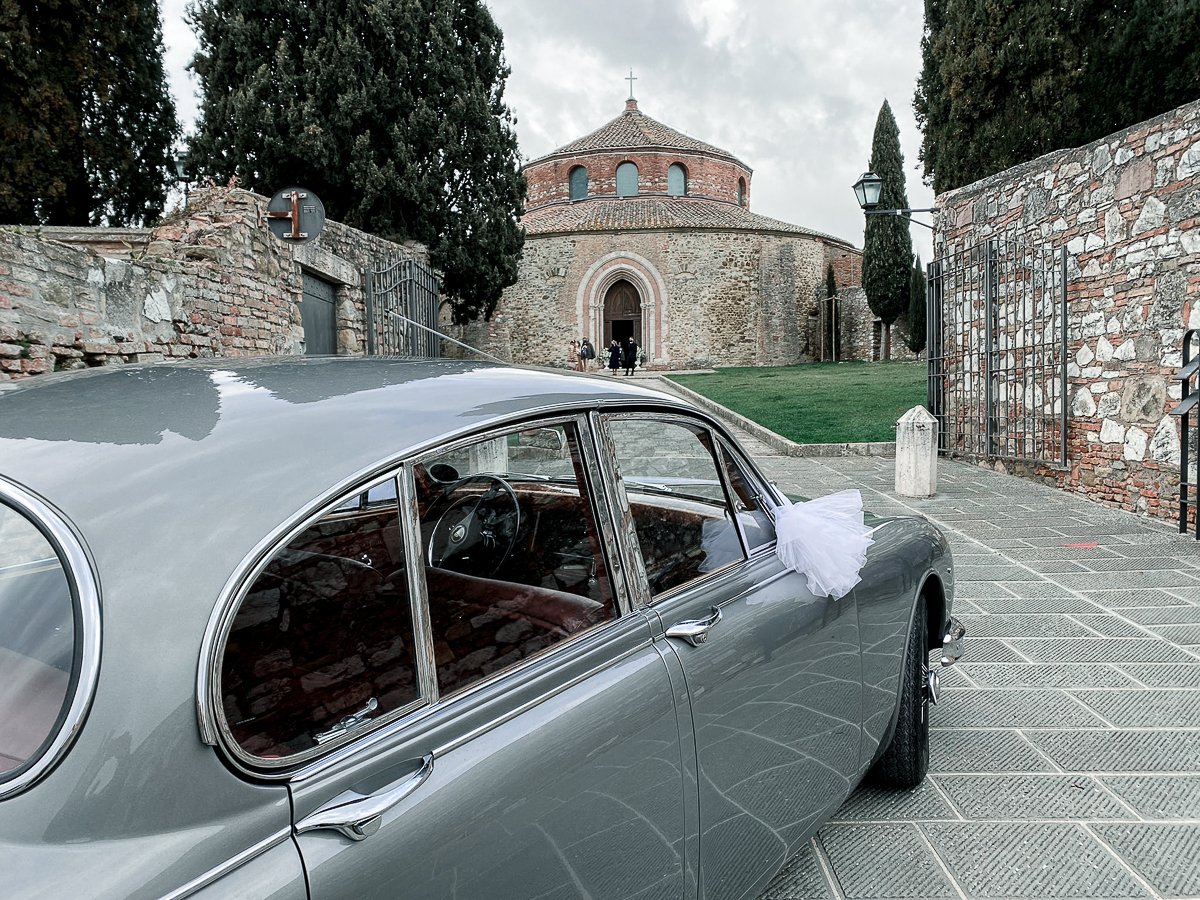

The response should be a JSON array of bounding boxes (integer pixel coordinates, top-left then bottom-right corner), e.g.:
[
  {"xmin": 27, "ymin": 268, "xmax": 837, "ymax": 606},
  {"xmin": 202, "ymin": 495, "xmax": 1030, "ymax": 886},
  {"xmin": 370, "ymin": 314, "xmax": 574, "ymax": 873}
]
[
  {"xmin": 623, "ymin": 336, "xmax": 639, "ymax": 375},
  {"xmin": 568, "ymin": 339, "xmax": 580, "ymax": 370},
  {"xmin": 580, "ymin": 337, "xmax": 595, "ymax": 370},
  {"xmin": 607, "ymin": 339, "xmax": 621, "ymax": 374}
]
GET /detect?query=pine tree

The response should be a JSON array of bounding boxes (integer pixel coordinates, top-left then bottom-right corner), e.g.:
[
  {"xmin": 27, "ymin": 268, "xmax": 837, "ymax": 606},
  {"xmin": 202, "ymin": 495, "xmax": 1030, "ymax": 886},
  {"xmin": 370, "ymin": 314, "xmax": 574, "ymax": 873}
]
[
  {"xmin": 906, "ymin": 255, "xmax": 927, "ymax": 355},
  {"xmin": 915, "ymin": 0, "xmax": 1200, "ymax": 193},
  {"xmin": 861, "ymin": 100, "xmax": 913, "ymax": 360},
  {"xmin": 824, "ymin": 264, "xmax": 840, "ymax": 361},
  {"xmin": 189, "ymin": 0, "xmax": 526, "ymax": 323},
  {"xmin": 0, "ymin": 0, "xmax": 178, "ymax": 225}
]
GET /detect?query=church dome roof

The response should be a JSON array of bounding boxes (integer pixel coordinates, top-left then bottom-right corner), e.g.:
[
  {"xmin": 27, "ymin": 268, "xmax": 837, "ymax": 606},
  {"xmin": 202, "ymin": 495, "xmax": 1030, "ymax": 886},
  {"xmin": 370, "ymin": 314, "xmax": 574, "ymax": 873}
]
[
  {"xmin": 521, "ymin": 196, "xmax": 851, "ymax": 247},
  {"xmin": 531, "ymin": 100, "xmax": 744, "ymax": 165}
]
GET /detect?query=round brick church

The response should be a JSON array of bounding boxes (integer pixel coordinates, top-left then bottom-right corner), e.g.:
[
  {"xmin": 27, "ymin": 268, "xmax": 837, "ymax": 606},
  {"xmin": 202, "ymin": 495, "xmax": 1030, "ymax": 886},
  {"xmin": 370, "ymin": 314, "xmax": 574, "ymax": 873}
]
[{"xmin": 451, "ymin": 97, "xmax": 862, "ymax": 369}]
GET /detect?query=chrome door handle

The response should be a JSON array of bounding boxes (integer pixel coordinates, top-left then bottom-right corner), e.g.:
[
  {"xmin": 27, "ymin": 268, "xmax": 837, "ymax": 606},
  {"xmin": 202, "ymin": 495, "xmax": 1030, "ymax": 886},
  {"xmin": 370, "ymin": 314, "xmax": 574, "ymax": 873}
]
[
  {"xmin": 665, "ymin": 607, "xmax": 722, "ymax": 647},
  {"xmin": 295, "ymin": 753, "xmax": 434, "ymax": 842}
]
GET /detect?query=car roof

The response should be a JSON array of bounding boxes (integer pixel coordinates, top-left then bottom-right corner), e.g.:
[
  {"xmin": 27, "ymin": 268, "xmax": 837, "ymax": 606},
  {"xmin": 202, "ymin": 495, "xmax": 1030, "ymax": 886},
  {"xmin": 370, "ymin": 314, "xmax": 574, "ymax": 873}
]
[{"xmin": 0, "ymin": 357, "xmax": 687, "ymax": 545}]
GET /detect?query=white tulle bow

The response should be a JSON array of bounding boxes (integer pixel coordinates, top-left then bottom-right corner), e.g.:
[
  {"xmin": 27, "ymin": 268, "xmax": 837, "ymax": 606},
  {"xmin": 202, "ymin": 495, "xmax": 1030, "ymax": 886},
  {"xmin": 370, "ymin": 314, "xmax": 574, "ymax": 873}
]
[{"xmin": 774, "ymin": 490, "xmax": 875, "ymax": 598}]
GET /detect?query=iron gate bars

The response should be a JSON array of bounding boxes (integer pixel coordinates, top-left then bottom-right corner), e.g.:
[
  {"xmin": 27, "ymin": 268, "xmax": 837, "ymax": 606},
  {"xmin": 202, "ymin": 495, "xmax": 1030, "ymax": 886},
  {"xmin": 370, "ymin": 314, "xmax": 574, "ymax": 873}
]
[
  {"xmin": 366, "ymin": 254, "xmax": 441, "ymax": 358},
  {"xmin": 927, "ymin": 233, "xmax": 1068, "ymax": 468}
]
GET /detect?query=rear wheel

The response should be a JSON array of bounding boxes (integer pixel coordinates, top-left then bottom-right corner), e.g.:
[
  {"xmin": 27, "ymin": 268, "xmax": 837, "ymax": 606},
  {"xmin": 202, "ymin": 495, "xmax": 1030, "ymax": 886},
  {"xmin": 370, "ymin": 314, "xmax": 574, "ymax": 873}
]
[{"xmin": 870, "ymin": 601, "xmax": 929, "ymax": 788}]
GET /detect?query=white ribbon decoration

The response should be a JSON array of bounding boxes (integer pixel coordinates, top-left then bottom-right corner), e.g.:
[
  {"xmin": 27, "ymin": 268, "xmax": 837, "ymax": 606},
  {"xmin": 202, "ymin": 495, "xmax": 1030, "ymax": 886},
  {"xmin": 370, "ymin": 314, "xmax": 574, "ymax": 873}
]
[{"xmin": 774, "ymin": 489, "xmax": 875, "ymax": 599}]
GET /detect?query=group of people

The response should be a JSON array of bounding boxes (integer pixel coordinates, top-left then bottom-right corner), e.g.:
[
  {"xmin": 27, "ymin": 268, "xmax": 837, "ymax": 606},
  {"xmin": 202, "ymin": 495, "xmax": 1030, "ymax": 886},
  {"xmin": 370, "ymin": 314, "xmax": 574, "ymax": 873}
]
[{"xmin": 569, "ymin": 336, "xmax": 640, "ymax": 375}]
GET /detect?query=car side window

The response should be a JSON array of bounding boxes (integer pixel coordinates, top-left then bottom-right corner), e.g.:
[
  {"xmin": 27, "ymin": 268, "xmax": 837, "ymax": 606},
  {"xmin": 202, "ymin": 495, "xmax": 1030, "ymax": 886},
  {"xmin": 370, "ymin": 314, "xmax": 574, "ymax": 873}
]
[
  {"xmin": 0, "ymin": 502, "xmax": 76, "ymax": 784},
  {"xmin": 717, "ymin": 442, "xmax": 777, "ymax": 552},
  {"xmin": 414, "ymin": 422, "xmax": 614, "ymax": 697},
  {"xmin": 220, "ymin": 481, "xmax": 418, "ymax": 761},
  {"xmin": 603, "ymin": 417, "xmax": 745, "ymax": 596}
]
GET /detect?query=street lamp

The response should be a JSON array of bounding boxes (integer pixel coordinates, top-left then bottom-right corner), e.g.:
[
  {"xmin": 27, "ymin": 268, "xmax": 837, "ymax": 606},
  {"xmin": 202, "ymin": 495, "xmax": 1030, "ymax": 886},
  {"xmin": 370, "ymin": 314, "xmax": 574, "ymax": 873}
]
[
  {"xmin": 852, "ymin": 172, "xmax": 883, "ymax": 210},
  {"xmin": 852, "ymin": 170, "xmax": 936, "ymax": 229}
]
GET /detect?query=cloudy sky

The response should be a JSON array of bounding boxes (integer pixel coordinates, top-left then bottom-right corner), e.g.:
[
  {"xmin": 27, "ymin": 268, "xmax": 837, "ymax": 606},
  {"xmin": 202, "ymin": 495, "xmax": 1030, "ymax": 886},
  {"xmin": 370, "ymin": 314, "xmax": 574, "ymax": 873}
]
[{"xmin": 159, "ymin": 0, "xmax": 934, "ymax": 260}]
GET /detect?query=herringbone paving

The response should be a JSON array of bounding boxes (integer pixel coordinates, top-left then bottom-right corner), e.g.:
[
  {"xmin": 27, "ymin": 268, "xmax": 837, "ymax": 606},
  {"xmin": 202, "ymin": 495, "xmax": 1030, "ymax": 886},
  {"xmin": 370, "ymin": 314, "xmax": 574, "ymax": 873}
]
[{"xmin": 638, "ymin": 374, "xmax": 1200, "ymax": 898}]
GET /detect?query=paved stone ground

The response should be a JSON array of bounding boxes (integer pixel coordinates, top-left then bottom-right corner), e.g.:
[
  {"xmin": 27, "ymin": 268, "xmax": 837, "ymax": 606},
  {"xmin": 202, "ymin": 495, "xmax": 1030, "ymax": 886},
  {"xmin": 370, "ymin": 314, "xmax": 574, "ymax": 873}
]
[{"xmin": 639, "ymin": 375, "xmax": 1200, "ymax": 900}]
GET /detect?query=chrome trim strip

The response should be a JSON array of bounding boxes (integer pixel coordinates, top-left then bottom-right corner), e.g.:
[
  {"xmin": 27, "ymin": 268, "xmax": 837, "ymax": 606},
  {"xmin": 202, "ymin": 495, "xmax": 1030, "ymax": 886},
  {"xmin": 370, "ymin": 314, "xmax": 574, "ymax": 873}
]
[
  {"xmin": 399, "ymin": 467, "xmax": 439, "ymax": 709},
  {"xmin": 291, "ymin": 628, "xmax": 654, "ymax": 784},
  {"xmin": 199, "ymin": 470, "xmax": 416, "ymax": 773},
  {"xmin": 155, "ymin": 827, "xmax": 291, "ymax": 900},
  {"xmin": 587, "ymin": 410, "xmax": 647, "ymax": 612},
  {"xmin": 575, "ymin": 413, "xmax": 632, "ymax": 617},
  {"xmin": 0, "ymin": 476, "xmax": 102, "ymax": 801}
]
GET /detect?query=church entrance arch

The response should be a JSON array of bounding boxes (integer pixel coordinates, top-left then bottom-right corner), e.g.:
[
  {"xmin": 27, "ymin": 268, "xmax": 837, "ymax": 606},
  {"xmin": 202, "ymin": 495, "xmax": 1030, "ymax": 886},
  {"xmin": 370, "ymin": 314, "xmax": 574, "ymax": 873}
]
[{"xmin": 604, "ymin": 279, "xmax": 642, "ymax": 348}]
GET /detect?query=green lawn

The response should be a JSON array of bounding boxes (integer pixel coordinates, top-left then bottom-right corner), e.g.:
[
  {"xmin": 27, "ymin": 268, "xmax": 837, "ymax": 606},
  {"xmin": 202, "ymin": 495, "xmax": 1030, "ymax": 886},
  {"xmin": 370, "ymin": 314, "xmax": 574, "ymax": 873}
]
[{"xmin": 670, "ymin": 361, "xmax": 926, "ymax": 444}]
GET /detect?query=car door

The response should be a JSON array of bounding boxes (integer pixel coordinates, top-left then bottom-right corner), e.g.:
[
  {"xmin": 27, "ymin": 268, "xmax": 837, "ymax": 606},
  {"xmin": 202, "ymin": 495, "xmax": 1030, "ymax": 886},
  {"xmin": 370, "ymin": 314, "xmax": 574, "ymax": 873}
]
[
  {"xmin": 599, "ymin": 413, "xmax": 862, "ymax": 900},
  {"xmin": 215, "ymin": 417, "xmax": 690, "ymax": 900}
]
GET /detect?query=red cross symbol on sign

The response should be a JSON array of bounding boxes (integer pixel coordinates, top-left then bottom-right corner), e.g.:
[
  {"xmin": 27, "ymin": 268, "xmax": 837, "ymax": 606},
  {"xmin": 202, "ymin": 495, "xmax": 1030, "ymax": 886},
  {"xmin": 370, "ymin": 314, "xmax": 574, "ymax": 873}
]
[{"xmin": 266, "ymin": 190, "xmax": 307, "ymax": 239}]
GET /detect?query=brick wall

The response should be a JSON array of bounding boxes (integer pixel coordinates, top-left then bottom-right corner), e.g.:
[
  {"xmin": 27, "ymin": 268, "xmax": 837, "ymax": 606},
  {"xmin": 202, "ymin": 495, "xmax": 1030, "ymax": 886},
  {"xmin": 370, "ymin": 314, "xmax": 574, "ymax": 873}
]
[
  {"xmin": 935, "ymin": 98, "xmax": 1200, "ymax": 522},
  {"xmin": 0, "ymin": 188, "xmax": 425, "ymax": 383},
  {"xmin": 525, "ymin": 150, "xmax": 753, "ymax": 210}
]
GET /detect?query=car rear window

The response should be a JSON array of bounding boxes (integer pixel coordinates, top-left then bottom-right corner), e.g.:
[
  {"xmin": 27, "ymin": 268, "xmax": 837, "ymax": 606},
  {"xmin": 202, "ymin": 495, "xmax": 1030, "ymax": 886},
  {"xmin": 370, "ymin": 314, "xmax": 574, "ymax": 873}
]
[{"xmin": 0, "ymin": 501, "xmax": 77, "ymax": 785}]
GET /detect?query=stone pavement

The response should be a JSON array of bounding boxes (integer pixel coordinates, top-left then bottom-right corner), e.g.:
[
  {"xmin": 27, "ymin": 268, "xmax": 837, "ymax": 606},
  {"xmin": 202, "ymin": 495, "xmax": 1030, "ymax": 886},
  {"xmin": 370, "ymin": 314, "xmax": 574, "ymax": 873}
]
[{"xmin": 639, "ymin": 375, "xmax": 1200, "ymax": 900}]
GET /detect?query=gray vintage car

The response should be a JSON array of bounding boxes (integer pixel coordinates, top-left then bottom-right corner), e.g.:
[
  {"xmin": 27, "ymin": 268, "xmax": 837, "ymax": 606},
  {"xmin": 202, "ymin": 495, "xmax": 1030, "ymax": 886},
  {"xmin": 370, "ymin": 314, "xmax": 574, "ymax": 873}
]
[{"xmin": 0, "ymin": 357, "xmax": 962, "ymax": 900}]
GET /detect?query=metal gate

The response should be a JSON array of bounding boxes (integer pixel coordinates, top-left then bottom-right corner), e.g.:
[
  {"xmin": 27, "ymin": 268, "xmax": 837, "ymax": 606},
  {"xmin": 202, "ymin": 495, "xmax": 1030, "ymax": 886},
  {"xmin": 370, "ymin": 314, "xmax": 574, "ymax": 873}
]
[
  {"xmin": 366, "ymin": 253, "xmax": 441, "ymax": 358},
  {"xmin": 926, "ymin": 233, "xmax": 1068, "ymax": 467},
  {"xmin": 301, "ymin": 272, "xmax": 338, "ymax": 355}
]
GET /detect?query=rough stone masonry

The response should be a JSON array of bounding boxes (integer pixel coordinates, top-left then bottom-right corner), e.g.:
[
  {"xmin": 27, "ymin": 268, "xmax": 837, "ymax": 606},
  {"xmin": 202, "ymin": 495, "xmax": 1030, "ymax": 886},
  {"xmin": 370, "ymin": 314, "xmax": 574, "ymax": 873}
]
[{"xmin": 935, "ymin": 98, "xmax": 1200, "ymax": 524}]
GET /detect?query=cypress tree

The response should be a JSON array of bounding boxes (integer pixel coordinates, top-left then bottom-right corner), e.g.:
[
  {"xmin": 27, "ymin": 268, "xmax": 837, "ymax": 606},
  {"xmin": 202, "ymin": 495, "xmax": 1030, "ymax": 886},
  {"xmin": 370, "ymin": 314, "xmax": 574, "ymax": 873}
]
[
  {"xmin": 824, "ymin": 264, "xmax": 839, "ymax": 362},
  {"xmin": 0, "ymin": 0, "xmax": 178, "ymax": 226},
  {"xmin": 915, "ymin": 0, "xmax": 1200, "ymax": 193},
  {"xmin": 189, "ymin": 0, "xmax": 526, "ymax": 323},
  {"xmin": 861, "ymin": 100, "xmax": 913, "ymax": 360},
  {"xmin": 907, "ymin": 255, "xmax": 927, "ymax": 355}
]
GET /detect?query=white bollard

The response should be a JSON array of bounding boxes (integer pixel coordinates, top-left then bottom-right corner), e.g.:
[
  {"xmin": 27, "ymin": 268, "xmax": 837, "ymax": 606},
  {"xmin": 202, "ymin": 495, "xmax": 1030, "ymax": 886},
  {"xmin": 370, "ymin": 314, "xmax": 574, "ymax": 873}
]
[{"xmin": 895, "ymin": 406, "xmax": 938, "ymax": 498}]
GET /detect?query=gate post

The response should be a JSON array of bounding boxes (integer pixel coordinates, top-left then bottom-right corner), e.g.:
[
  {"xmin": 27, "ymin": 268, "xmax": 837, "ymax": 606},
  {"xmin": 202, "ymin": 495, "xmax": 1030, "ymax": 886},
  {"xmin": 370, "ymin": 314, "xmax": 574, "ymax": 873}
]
[
  {"xmin": 984, "ymin": 240, "xmax": 997, "ymax": 459},
  {"xmin": 926, "ymin": 259, "xmax": 944, "ymax": 451},
  {"xmin": 364, "ymin": 267, "xmax": 376, "ymax": 356}
]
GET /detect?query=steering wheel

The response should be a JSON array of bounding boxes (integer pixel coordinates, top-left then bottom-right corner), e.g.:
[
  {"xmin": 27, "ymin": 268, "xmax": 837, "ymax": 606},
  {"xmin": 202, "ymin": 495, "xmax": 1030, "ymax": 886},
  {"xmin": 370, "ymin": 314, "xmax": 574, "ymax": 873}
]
[{"xmin": 427, "ymin": 475, "xmax": 521, "ymax": 576}]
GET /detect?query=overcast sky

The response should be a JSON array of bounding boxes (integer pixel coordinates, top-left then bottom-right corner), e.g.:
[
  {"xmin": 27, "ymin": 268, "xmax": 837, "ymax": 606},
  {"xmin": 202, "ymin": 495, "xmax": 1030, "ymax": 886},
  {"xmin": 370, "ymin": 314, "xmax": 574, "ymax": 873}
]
[{"xmin": 159, "ymin": 0, "xmax": 934, "ymax": 260}]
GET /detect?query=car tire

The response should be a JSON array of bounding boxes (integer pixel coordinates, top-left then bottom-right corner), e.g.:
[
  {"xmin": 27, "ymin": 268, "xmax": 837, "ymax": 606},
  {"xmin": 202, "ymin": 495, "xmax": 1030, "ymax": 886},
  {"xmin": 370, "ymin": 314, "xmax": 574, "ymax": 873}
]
[{"xmin": 870, "ymin": 600, "xmax": 929, "ymax": 788}]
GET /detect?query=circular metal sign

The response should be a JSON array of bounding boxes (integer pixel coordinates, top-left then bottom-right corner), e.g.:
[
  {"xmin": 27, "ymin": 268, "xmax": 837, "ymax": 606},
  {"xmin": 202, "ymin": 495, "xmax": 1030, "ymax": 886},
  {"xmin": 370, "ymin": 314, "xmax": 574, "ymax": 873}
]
[{"xmin": 266, "ymin": 186, "xmax": 326, "ymax": 244}]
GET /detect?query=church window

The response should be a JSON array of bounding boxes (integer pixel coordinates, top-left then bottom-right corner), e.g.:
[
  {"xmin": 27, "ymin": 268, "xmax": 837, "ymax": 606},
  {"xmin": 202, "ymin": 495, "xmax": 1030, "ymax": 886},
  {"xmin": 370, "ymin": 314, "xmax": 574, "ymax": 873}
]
[
  {"xmin": 667, "ymin": 164, "xmax": 687, "ymax": 197},
  {"xmin": 569, "ymin": 166, "xmax": 588, "ymax": 201},
  {"xmin": 737, "ymin": 178, "xmax": 746, "ymax": 206},
  {"xmin": 616, "ymin": 162, "xmax": 639, "ymax": 197}
]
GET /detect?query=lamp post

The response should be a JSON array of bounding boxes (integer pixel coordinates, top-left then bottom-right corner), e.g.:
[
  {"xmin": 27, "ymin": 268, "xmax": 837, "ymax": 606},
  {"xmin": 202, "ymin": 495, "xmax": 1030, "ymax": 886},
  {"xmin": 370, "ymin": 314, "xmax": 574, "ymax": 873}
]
[{"xmin": 852, "ymin": 171, "xmax": 936, "ymax": 229}]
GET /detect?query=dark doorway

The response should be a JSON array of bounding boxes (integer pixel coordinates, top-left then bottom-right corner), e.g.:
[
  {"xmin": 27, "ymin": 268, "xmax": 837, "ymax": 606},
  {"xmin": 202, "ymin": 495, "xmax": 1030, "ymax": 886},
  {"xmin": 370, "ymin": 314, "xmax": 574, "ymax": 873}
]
[
  {"xmin": 603, "ymin": 280, "xmax": 642, "ymax": 348},
  {"xmin": 302, "ymin": 273, "xmax": 338, "ymax": 356}
]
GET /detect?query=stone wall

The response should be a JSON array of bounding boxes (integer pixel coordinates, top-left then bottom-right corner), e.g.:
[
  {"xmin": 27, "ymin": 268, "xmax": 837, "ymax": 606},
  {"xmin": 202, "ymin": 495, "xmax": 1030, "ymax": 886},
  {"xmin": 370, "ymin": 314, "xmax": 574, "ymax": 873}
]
[
  {"xmin": 0, "ymin": 188, "xmax": 425, "ymax": 383},
  {"xmin": 935, "ymin": 98, "xmax": 1200, "ymax": 522},
  {"xmin": 444, "ymin": 228, "xmax": 835, "ymax": 369}
]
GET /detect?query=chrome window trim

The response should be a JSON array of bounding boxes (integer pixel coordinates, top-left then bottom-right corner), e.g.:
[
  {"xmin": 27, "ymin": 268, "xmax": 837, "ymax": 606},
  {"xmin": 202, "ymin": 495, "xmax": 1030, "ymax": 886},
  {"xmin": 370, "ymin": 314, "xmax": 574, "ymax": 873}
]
[
  {"xmin": 154, "ymin": 827, "xmax": 292, "ymax": 900},
  {"xmin": 597, "ymin": 410, "xmax": 752, "ymax": 607},
  {"xmin": 200, "ymin": 468, "xmax": 429, "ymax": 774},
  {"xmin": 290, "ymin": 621, "xmax": 652, "ymax": 785},
  {"xmin": 0, "ymin": 476, "xmax": 102, "ymax": 801},
  {"xmin": 398, "ymin": 467, "xmax": 440, "ymax": 708},
  {"xmin": 588, "ymin": 410, "xmax": 651, "ymax": 610}
]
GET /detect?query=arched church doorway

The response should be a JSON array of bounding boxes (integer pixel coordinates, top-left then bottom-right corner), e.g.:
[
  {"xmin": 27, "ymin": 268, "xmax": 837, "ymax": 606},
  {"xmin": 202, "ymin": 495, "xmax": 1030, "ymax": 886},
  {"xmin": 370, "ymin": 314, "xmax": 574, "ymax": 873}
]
[{"xmin": 603, "ymin": 279, "xmax": 642, "ymax": 349}]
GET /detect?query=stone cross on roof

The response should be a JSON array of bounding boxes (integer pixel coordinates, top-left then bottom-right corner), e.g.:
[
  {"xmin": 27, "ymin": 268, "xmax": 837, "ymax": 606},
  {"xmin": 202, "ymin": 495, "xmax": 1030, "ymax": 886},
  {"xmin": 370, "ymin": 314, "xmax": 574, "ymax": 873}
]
[{"xmin": 626, "ymin": 68, "xmax": 637, "ymax": 100}]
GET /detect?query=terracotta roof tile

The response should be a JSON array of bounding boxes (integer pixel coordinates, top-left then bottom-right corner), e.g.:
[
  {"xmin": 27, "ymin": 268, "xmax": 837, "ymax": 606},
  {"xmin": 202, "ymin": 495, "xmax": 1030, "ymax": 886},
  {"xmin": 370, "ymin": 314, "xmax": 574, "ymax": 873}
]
[
  {"xmin": 521, "ymin": 197, "xmax": 852, "ymax": 246},
  {"xmin": 533, "ymin": 106, "xmax": 740, "ymax": 162}
]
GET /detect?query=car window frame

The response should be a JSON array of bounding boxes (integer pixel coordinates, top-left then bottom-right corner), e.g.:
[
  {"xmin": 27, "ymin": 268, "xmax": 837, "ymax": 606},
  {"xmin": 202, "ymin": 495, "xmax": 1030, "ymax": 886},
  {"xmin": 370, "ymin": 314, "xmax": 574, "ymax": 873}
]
[
  {"xmin": 714, "ymin": 435, "xmax": 782, "ymax": 559},
  {"xmin": 202, "ymin": 411, "xmax": 633, "ymax": 778},
  {"xmin": 207, "ymin": 468, "xmax": 428, "ymax": 772},
  {"xmin": 0, "ymin": 476, "xmax": 101, "ymax": 801},
  {"xmin": 597, "ymin": 410, "xmax": 751, "ymax": 606}
]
